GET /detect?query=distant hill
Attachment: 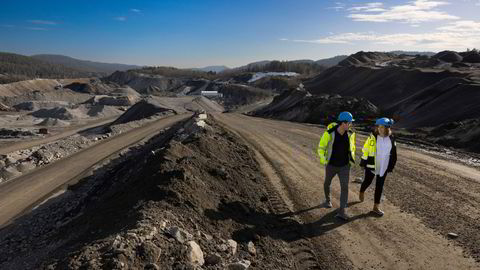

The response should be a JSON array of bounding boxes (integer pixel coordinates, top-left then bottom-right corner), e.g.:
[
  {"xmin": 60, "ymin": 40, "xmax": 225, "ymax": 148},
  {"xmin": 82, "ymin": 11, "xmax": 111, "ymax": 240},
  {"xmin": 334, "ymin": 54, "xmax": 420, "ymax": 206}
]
[
  {"xmin": 235, "ymin": 56, "xmax": 348, "ymax": 71},
  {"xmin": 288, "ymin": 59, "xmax": 315, "ymax": 64},
  {"xmin": 389, "ymin": 50, "xmax": 436, "ymax": 56},
  {"xmin": 231, "ymin": 60, "xmax": 325, "ymax": 75},
  {"xmin": 0, "ymin": 52, "xmax": 93, "ymax": 83},
  {"xmin": 191, "ymin": 65, "xmax": 230, "ymax": 73},
  {"xmin": 315, "ymin": 55, "xmax": 348, "ymax": 67},
  {"xmin": 304, "ymin": 50, "xmax": 480, "ymax": 129},
  {"xmin": 234, "ymin": 60, "xmax": 272, "ymax": 71},
  {"xmin": 31, "ymin": 54, "xmax": 141, "ymax": 75}
]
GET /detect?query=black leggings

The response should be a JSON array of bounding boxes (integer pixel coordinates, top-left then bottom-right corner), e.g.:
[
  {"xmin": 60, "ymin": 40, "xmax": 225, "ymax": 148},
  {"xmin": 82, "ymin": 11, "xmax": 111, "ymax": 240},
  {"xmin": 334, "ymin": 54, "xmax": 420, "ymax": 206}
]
[{"xmin": 360, "ymin": 169, "xmax": 387, "ymax": 204}]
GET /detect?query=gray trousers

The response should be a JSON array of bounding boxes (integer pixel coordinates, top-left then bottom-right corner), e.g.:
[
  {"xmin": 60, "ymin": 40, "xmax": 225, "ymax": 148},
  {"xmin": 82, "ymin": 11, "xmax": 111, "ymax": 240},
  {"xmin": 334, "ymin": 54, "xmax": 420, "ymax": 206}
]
[{"xmin": 324, "ymin": 164, "xmax": 350, "ymax": 209}]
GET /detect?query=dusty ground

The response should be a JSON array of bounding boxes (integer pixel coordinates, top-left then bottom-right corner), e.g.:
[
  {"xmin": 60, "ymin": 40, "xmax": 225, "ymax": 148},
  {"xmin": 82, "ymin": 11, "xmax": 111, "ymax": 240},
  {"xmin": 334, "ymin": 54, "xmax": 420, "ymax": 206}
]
[
  {"xmin": 0, "ymin": 98, "xmax": 479, "ymax": 269},
  {"xmin": 0, "ymin": 114, "xmax": 192, "ymax": 227},
  {"xmin": 213, "ymin": 113, "xmax": 480, "ymax": 269},
  {"xmin": 0, "ymin": 116, "xmax": 295, "ymax": 269}
]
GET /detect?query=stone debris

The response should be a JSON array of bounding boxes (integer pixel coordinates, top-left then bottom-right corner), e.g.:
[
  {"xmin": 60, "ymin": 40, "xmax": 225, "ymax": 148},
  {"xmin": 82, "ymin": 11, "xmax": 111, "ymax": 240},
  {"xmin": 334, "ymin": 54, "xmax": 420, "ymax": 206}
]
[
  {"xmin": 227, "ymin": 259, "xmax": 251, "ymax": 270},
  {"xmin": 187, "ymin": 240, "xmax": 204, "ymax": 266}
]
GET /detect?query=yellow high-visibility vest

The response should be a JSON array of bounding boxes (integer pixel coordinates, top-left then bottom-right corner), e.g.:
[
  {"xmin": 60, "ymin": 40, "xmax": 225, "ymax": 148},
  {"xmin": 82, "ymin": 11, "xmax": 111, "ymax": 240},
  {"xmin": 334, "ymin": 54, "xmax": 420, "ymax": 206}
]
[
  {"xmin": 316, "ymin": 122, "xmax": 356, "ymax": 166},
  {"xmin": 361, "ymin": 134, "xmax": 377, "ymax": 169},
  {"xmin": 360, "ymin": 133, "xmax": 397, "ymax": 171}
]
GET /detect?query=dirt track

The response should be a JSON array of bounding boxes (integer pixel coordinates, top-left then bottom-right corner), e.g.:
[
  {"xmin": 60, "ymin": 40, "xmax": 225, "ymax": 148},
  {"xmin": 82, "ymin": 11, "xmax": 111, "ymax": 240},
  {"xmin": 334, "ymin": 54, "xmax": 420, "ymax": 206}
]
[
  {"xmin": 0, "ymin": 115, "xmax": 119, "ymax": 155},
  {"xmin": 0, "ymin": 114, "xmax": 191, "ymax": 227},
  {"xmin": 213, "ymin": 113, "xmax": 480, "ymax": 269}
]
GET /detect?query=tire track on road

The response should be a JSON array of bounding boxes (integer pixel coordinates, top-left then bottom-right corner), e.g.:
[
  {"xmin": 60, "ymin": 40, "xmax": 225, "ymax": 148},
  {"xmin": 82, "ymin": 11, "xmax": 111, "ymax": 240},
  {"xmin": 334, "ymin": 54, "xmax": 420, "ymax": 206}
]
[{"xmin": 214, "ymin": 113, "xmax": 480, "ymax": 269}]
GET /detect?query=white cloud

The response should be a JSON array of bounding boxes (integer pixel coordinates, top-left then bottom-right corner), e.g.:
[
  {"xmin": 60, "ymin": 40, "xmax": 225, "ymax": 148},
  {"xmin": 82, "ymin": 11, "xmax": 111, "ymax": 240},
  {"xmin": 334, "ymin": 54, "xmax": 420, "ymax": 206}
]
[
  {"xmin": 130, "ymin": 9, "xmax": 141, "ymax": 13},
  {"xmin": 348, "ymin": 2, "xmax": 386, "ymax": 12},
  {"xmin": 437, "ymin": 20, "xmax": 480, "ymax": 31},
  {"xmin": 327, "ymin": 2, "xmax": 346, "ymax": 11},
  {"xmin": 28, "ymin": 20, "xmax": 57, "ymax": 25},
  {"xmin": 293, "ymin": 33, "xmax": 378, "ymax": 44},
  {"xmin": 114, "ymin": 16, "xmax": 127, "ymax": 21},
  {"xmin": 348, "ymin": 0, "xmax": 459, "ymax": 23},
  {"xmin": 288, "ymin": 22, "xmax": 480, "ymax": 50}
]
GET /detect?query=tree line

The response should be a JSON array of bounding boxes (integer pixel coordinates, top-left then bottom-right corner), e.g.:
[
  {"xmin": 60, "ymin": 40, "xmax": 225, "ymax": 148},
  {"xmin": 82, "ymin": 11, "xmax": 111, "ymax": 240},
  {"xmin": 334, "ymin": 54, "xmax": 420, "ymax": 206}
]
[
  {"xmin": 134, "ymin": 66, "xmax": 216, "ymax": 79},
  {"xmin": 0, "ymin": 52, "xmax": 94, "ymax": 84},
  {"xmin": 244, "ymin": 61, "xmax": 327, "ymax": 75}
]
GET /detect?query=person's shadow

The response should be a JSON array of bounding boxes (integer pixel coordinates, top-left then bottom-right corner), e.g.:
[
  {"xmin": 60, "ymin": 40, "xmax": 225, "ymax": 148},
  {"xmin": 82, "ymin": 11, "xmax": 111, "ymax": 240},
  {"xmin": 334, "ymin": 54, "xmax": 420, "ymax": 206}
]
[{"xmin": 204, "ymin": 200, "xmax": 375, "ymax": 243}]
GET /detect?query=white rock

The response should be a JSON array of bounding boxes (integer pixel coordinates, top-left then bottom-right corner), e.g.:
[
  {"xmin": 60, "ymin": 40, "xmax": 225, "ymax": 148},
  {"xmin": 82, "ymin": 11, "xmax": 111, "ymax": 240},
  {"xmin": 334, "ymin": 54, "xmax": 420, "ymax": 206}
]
[
  {"xmin": 187, "ymin": 241, "xmax": 204, "ymax": 266},
  {"xmin": 448, "ymin": 232, "xmax": 459, "ymax": 238},
  {"xmin": 218, "ymin": 243, "xmax": 228, "ymax": 252},
  {"xmin": 202, "ymin": 232, "xmax": 213, "ymax": 241},
  {"xmin": 228, "ymin": 260, "xmax": 251, "ymax": 270},
  {"xmin": 247, "ymin": 241, "xmax": 256, "ymax": 255},
  {"xmin": 227, "ymin": 239, "xmax": 238, "ymax": 255},
  {"xmin": 197, "ymin": 113, "xmax": 207, "ymax": 120},
  {"xmin": 145, "ymin": 226, "xmax": 157, "ymax": 240},
  {"xmin": 5, "ymin": 157, "xmax": 17, "ymax": 166},
  {"xmin": 0, "ymin": 166, "xmax": 21, "ymax": 180},
  {"xmin": 16, "ymin": 161, "xmax": 36, "ymax": 173},
  {"xmin": 159, "ymin": 220, "xmax": 167, "ymax": 230},
  {"xmin": 126, "ymin": 232, "xmax": 138, "ymax": 241},
  {"xmin": 112, "ymin": 234, "xmax": 123, "ymax": 248}
]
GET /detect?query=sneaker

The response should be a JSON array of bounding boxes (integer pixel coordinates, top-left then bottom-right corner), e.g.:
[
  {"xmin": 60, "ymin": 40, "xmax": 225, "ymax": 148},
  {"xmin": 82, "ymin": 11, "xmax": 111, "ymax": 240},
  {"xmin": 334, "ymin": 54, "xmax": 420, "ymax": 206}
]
[
  {"xmin": 335, "ymin": 208, "xmax": 350, "ymax": 221},
  {"xmin": 372, "ymin": 208, "xmax": 384, "ymax": 217},
  {"xmin": 322, "ymin": 201, "xmax": 333, "ymax": 208}
]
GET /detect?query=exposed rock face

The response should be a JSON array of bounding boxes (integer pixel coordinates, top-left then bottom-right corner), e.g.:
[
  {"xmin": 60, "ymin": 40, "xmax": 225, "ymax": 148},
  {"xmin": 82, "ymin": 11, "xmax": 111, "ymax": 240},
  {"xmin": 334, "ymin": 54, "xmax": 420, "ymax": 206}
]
[
  {"xmin": 303, "ymin": 60, "xmax": 480, "ymax": 128},
  {"xmin": 104, "ymin": 71, "xmax": 185, "ymax": 95},
  {"xmin": 219, "ymin": 84, "xmax": 272, "ymax": 110},
  {"xmin": 251, "ymin": 76, "xmax": 300, "ymax": 93},
  {"xmin": 251, "ymin": 89, "xmax": 379, "ymax": 124},
  {"xmin": 63, "ymin": 79, "xmax": 116, "ymax": 95}
]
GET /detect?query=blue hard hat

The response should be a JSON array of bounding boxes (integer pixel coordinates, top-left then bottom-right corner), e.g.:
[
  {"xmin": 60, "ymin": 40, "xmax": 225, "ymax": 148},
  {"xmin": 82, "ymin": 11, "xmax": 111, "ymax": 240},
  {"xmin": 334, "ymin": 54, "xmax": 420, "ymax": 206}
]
[
  {"xmin": 337, "ymin": 111, "xmax": 354, "ymax": 122},
  {"xmin": 375, "ymin": 117, "xmax": 394, "ymax": 127}
]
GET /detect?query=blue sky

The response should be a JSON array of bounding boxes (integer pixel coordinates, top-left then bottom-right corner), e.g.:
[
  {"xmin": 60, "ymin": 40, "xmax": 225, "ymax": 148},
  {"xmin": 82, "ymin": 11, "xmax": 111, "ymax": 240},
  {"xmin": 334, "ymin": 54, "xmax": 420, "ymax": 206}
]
[{"xmin": 1, "ymin": 0, "xmax": 479, "ymax": 68}]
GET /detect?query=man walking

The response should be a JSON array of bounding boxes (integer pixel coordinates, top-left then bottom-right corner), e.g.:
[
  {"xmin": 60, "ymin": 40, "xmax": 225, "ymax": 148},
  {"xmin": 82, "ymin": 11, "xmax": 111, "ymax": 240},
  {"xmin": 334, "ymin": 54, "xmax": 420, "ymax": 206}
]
[{"xmin": 316, "ymin": 112, "xmax": 356, "ymax": 220}]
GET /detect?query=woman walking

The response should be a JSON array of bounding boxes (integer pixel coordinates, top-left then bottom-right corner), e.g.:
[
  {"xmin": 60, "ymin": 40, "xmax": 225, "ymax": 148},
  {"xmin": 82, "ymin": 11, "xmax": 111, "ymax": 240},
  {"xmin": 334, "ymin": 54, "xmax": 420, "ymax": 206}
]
[{"xmin": 359, "ymin": 117, "xmax": 397, "ymax": 216}]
